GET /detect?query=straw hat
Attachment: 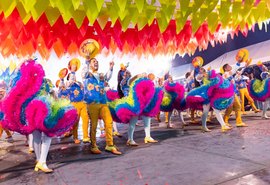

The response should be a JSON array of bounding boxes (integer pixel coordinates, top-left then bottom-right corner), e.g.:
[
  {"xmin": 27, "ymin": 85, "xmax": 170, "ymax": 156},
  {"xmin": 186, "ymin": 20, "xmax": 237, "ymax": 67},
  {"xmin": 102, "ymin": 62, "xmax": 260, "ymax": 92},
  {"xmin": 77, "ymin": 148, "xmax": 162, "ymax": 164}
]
[
  {"xmin": 192, "ymin": 56, "xmax": 204, "ymax": 67},
  {"xmin": 58, "ymin": 68, "xmax": 68, "ymax": 79},
  {"xmin": 68, "ymin": 58, "xmax": 81, "ymax": 71},
  {"xmin": 79, "ymin": 39, "xmax": 100, "ymax": 58},
  {"xmin": 148, "ymin": 73, "xmax": 155, "ymax": 81},
  {"xmin": 236, "ymin": 48, "xmax": 249, "ymax": 63}
]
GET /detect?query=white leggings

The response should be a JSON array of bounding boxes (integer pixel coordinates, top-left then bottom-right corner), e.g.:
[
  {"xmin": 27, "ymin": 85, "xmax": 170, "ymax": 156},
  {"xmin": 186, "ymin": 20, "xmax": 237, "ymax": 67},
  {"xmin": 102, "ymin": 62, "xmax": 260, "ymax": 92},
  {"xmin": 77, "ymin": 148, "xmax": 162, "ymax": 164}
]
[
  {"xmin": 128, "ymin": 116, "xmax": 151, "ymax": 141},
  {"xmin": 28, "ymin": 133, "xmax": 33, "ymax": 148},
  {"xmin": 113, "ymin": 122, "xmax": 119, "ymax": 132},
  {"xmin": 262, "ymin": 99, "xmax": 269, "ymax": 117},
  {"xmin": 167, "ymin": 110, "xmax": 186, "ymax": 125},
  {"xmin": 32, "ymin": 130, "xmax": 52, "ymax": 164},
  {"xmin": 202, "ymin": 104, "xmax": 226, "ymax": 128}
]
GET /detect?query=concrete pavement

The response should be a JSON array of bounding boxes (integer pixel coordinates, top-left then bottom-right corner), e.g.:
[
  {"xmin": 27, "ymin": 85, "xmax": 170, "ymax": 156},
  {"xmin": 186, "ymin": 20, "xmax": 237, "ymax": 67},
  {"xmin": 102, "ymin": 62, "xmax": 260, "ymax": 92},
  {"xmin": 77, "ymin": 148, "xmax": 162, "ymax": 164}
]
[{"xmin": 1, "ymin": 112, "xmax": 270, "ymax": 185}]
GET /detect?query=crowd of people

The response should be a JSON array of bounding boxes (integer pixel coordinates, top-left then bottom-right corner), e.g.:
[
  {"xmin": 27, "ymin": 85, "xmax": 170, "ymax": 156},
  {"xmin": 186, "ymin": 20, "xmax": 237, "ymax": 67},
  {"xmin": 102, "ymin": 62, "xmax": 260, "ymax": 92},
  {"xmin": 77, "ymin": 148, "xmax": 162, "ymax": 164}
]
[{"xmin": 0, "ymin": 48, "xmax": 269, "ymax": 174}]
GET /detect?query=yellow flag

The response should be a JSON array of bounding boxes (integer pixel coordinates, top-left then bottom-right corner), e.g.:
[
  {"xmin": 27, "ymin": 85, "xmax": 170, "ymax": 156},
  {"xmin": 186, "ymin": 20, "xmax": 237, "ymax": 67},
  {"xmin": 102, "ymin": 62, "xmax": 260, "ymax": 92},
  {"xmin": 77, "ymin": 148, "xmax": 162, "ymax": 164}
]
[
  {"xmin": 266, "ymin": 0, "xmax": 270, "ymax": 11},
  {"xmin": 9, "ymin": 61, "xmax": 17, "ymax": 73},
  {"xmin": 16, "ymin": 2, "xmax": 31, "ymax": 24},
  {"xmin": 56, "ymin": 0, "xmax": 73, "ymax": 23},
  {"xmin": 135, "ymin": 0, "xmax": 144, "ymax": 13},
  {"xmin": 21, "ymin": 0, "xmax": 36, "ymax": 14},
  {"xmin": 145, "ymin": 6, "xmax": 156, "ymax": 25},
  {"xmin": 31, "ymin": 0, "xmax": 49, "ymax": 21},
  {"xmin": 219, "ymin": 0, "xmax": 231, "ymax": 19},
  {"xmin": 45, "ymin": 7, "xmax": 61, "ymax": 26},
  {"xmin": 180, "ymin": 0, "xmax": 190, "ymax": 15},
  {"xmin": 120, "ymin": 7, "xmax": 136, "ymax": 31},
  {"xmin": 97, "ymin": 13, "xmax": 109, "ymax": 29},
  {"xmin": 137, "ymin": 15, "xmax": 148, "ymax": 30},
  {"xmin": 84, "ymin": 0, "xmax": 100, "ymax": 24},
  {"xmin": 72, "ymin": 0, "xmax": 81, "ymax": 10},
  {"xmin": 207, "ymin": 12, "xmax": 218, "ymax": 33},
  {"xmin": 115, "ymin": 0, "xmax": 127, "ymax": 13},
  {"xmin": 157, "ymin": 12, "xmax": 169, "ymax": 32},
  {"xmin": 107, "ymin": 4, "xmax": 119, "ymax": 25},
  {"xmin": 175, "ymin": 12, "xmax": 185, "ymax": 33},
  {"xmin": 0, "ymin": 0, "xmax": 17, "ymax": 17},
  {"xmin": 73, "ymin": 10, "xmax": 86, "ymax": 28}
]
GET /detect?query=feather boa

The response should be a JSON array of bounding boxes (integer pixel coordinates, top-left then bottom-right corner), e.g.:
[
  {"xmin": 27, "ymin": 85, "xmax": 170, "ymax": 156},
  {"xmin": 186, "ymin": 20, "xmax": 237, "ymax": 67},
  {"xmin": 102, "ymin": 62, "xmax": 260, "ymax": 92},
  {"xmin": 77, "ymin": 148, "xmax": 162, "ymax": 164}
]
[
  {"xmin": 143, "ymin": 87, "xmax": 164, "ymax": 117},
  {"xmin": 108, "ymin": 100, "xmax": 123, "ymax": 123},
  {"xmin": 106, "ymin": 90, "xmax": 120, "ymax": 102},
  {"xmin": 108, "ymin": 77, "xmax": 155, "ymax": 123},
  {"xmin": 106, "ymin": 90, "xmax": 126, "ymax": 123},
  {"xmin": 186, "ymin": 85, "xmax": 210, "ymax": 110},
  {"xmin": 160, "ymin": 82, "xmax": 186, "ymax": 112},
  {"xmin": 160, "ymin": 91, "xmax": 174, "ymax": 112},
  {"xmin": 171, "ymin": 83, "xmax": 186, "ymax": 110},
  {"xmin": 248, "ymin": 79, "xmax": 270, "ymax": 101},
  {"xmin": 0, "ymin": 60, "xmax": 77, "ymax": 136},
  {"xmin": 179, "ymin": 99, "xmax": 187, "ymax": 111},
  {"xmin": 1, "ymin": 61, "xmax": 45, "ymax": 132},
  {"xmin": 210, "ymin": 76, "xmax": 234, "ymax": 110},
  {"xmin": 186, "ymin": 70, "xmax": 233, "ymax": 110}
]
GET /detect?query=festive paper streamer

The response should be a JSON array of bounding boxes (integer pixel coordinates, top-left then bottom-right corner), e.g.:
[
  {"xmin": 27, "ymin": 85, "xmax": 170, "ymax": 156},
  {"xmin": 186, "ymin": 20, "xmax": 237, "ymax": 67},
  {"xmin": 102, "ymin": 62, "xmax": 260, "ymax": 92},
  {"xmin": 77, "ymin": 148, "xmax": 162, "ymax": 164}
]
[{"xmin": 0, "ymin": 3, "xmax": 270, "ymax": 59}]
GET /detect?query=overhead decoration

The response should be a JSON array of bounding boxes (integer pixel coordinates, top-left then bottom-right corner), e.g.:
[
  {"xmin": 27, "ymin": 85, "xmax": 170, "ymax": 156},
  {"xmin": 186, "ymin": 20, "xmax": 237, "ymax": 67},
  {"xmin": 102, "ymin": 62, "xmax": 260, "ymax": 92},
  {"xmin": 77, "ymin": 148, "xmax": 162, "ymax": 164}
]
[
  {"xmin": 1, "ymin": 0, "xmax": 269, "ymax": 30},
  {"xmin": 0, "ymin": 0, "xmax": 270, "ymax": 59}
]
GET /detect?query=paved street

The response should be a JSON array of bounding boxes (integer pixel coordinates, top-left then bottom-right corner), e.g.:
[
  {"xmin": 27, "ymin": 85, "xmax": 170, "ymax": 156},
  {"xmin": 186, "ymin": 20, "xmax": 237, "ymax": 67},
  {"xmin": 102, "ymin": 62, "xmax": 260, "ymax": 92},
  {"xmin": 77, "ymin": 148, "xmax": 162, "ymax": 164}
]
[{"xmin": 1, "ymin": 112, "xmax": 270, "ymax": 185}]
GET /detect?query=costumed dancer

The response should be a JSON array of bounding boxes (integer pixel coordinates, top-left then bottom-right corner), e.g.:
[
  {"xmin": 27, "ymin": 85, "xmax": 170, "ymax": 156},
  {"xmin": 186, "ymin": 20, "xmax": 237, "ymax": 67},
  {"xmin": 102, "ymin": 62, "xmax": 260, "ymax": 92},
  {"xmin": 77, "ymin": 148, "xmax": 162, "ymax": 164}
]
[
  {"xmin": 160, "ymin": 75, "xmax": 187, "ymax": 128},
  {"xmin": 186, "ymin": 58, "xmax": 234, "ymax": 132},
  {"xmin": 100, "ymin": 72, "xmax": 123, "ymax": 137},
  {"xmin": 193, "ymin": 67, "xmax": 212, "ymax": 130},
  {"xmin": 0, "ymin": 66, "xmax": 16, "ymax": 142},
  {"xmin": 110, "ymin": 71, "xmax": 134, "ymax": 137},
  {"xmin": 56, "ymin": 68, "xmax": 70, "ymax": 99},
  {"xmin": 235, "ymin": 69, "xmax": 260, "ymax": 114},
  {"xmin": 222, "ymin": 49, "xmax": 252, "ymax": 127},
  {"xmin": 117, "ymin": 63, "xmax": 129, "ymax": 98},
  {"xmin": 127, "ymin": 73, "xmax": 160, "ymax": 146},
  {"xmin": 100, "ymin": 73, "xmax": 122, "ymax": 137},
  {"xmin": 140, "ymin": 73, "xmax": 163, "ymax": 144},
  {"xmin": 0, "ymin": 81, "xmax": 13, "ymax": 142},
  {"xmin": 0, "ymin": 59, "xmax": 77, "ymax": 173},
  {"xmin": 156, "ymin": 77, "xmax": 164, "ymax": 122},
  {"xmin": 190, "ymin": 57, "xmax": 205, "ymax": 123},
  {"xmin": 56, "ymin": 69, "xmax": 72, "ymax": 138},
  {"xmin": 196, "ymin": 67, "xmax": 220, "ymax": 127},
  {"xmin": 120, "ymin": 70, "xmax": 131, "ymax": 97},
  {"xmin": 98, "ymin": 74, "xmax": 108, "ymax": 138},
  {"xmin": 107, "ymin": 73, "xmax": 163, "ymax": 146},
  {"xmin": 163, "ymin": 72, "xmax": 170, "ymax": 124},
  {"xmin": 184, "ymin": 72, "xmax": 195, "ymax": 118},
  {"xmin": 185, "ymin": 72, "xmax": 195, "ymax": 93},
  {"xmin": 248, "ymin": 62, "xmax": 270, "ymax": 119},
  {"xmin": 104, "ymin": 90, "xmax": 123, "ymax": 137},
  {"xmin": 80, "ymin": 39, "xmax": 121, "ymax": 155},
  {"xmin": 156, "ymin": 73, "xmax": 170, "ymax": 124},
  {"xmin": 66, "ymin": 58, "xmax": 90, "ymax": 143}
]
